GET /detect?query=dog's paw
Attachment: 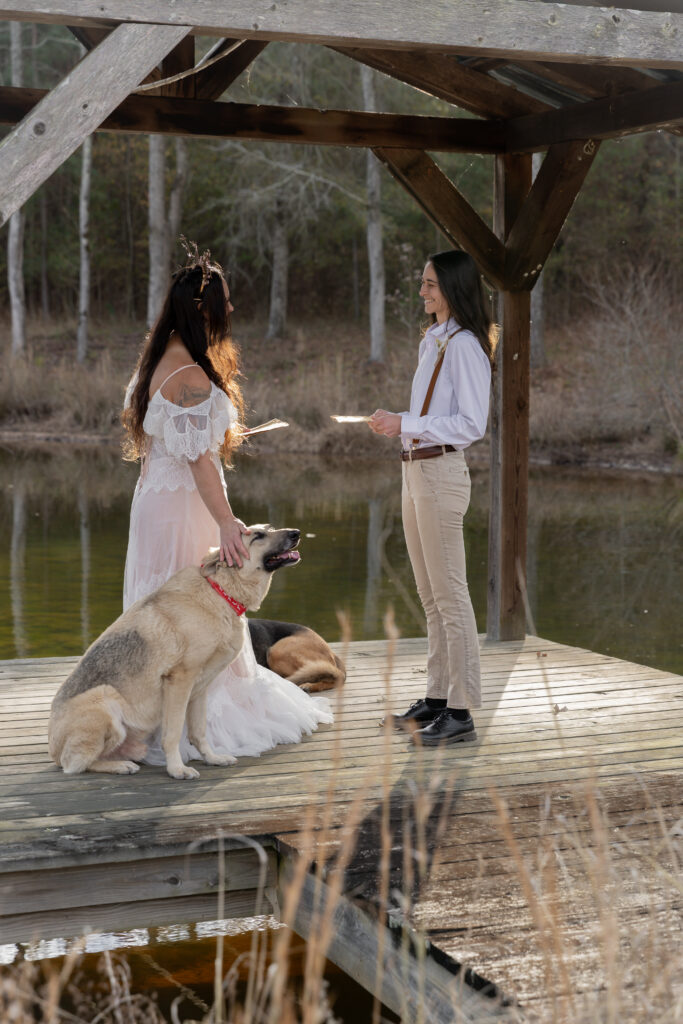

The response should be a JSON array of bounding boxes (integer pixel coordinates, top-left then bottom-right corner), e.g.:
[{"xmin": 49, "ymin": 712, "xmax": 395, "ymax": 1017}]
[
  {"xmin": 116, "ymin": 761, "xmax": 141, "ymax": 774},
  {"xmin": 168, "ymin": 763, "xmax": 200, "ymax": 780},
  {"xmin": 205, "ymin": 753, "xmax": 237, "ymax": 767}
]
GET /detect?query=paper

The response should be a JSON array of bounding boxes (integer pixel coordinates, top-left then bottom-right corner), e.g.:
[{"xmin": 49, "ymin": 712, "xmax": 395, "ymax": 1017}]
[
  {"xmin": 242, "ymin": 419, "xmax": 289, "ymax": 436},
  {"xmin": 330, "ymin": 415, "xmax": 371, "ymax": 423}
]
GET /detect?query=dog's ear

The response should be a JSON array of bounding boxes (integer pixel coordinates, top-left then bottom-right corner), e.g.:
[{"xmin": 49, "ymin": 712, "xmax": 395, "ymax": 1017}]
[{"xmin": 200, "ymin": 549, "xmax": 222, "ymax": 578}]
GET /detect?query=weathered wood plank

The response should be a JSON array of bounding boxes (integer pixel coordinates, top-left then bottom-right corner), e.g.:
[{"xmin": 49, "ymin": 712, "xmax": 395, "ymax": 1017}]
[
  {"xmin": 487, "ymin": 155, "xmax": 532, "ymax": 640},
  {"xmin": 0, "ymin": 22, "xmax": 189, "ymax": 226},
  {"xmin": 504, "ymin": 140, "xmax": 600, "ymax": 290},
  {"xmin": 0, "ymin": 888, "xmax": 271, "ymax": 945},
  {"xmin": 0, "ymin": 87, "xmax": 505, "ymax": 153},
  {"xmin": 279, "ymin": 858, "xmax": 513, "ymax": 1023},
  {"xmin": 506, "ymin": 78, "xmax": 683, "ymax": 152},
  {"xmin": 192, "ymin": 39, "xmax": 269, "ymax": 100},
  {"xmin": 373, "ymin": 148, "xmax": 508, "ymax": 289},
  {"xmin": 332, "ymin": 46, "xmax": 549, "ymax": 118},
  {"xmin": 1, "ymin": 1, "xmax": 681, "ymax": 69}
]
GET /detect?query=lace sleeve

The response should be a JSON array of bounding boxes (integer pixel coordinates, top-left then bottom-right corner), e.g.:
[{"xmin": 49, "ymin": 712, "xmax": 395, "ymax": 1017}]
[{"xmin": 143, "ymin": 386, "xmax": 238, "ymax": 461}]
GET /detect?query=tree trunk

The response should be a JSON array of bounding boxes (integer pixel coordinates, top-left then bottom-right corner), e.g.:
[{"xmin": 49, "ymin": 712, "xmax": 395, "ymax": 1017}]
[
  {"xmin": 79, "ymin": 485, "xmax": 90, "ymax": 651},
  {"xmin": 40, "ymin": 191, "xmax": 49, "ymax": 319},
  {"xmin": 360, "ymin": 66, "xmax": 386, "ymax": 363},
  {"xmin": 168, "ymin": 137, "xmax": 189, "ymax": 255},
  {"xmin": 10, "ymin": 481, "xmax": 27, "ymax": 659},
  {"xmin": 530, "ymin": 152, "xmax": 547, "ymax": 370},
  {"xmin": 147, "ymin": 134, "xmax": 168, "ymax": 327},
  {"xmin": 76, "ymin": 134, "xmax": 92, "ymax": 363},
  {"xmin": 267, "ymin": 196, "xmax": 289, "ymax": 339},
  {"xmin": 8, "ymin": 21, "xmax": 26, "ymax": 356}
]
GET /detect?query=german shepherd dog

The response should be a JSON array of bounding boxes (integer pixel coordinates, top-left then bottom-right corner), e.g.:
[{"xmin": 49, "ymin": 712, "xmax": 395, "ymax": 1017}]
[
  {"xmin": 249, "ymin": 619, "xmax": 346, "ymax": 693},
  {"xmin": 48, "ymin": 525, "xmax": 301, "ymax": 780}
]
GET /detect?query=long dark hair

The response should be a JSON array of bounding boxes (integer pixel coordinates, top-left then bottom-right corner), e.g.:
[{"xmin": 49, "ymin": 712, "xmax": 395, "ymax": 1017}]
[
  {"xmin": 427, "ymin": 250, "xmax": 498, "ymax": 365},
  {"xmin": 122, "ymin": 264, "xmax": 244, "ymax": 464}
]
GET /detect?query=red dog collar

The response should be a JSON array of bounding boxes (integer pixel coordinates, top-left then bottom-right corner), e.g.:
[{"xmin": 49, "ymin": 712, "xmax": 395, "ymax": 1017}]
[{"xmin": 204, "ymin": 576, "xmax": 247, "ymax": 615}]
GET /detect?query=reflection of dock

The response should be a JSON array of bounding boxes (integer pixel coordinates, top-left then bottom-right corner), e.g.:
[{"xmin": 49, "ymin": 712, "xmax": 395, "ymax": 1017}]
[{"xmin": 1, "ymin": 637, "xmax": 681, "ymax": 1021}]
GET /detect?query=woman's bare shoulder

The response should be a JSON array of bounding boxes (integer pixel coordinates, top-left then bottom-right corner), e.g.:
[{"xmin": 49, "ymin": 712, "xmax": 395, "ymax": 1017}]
[{"xmin": 161, "ymin": 364, "xmax": 212, "ymax": 407}]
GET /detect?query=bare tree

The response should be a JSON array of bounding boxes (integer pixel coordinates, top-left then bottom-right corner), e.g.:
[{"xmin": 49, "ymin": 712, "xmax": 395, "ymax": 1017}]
[
  {"xmin": 530, "ymin": 152, "xmax": 547, "ymax": 369},
  {"xmin": 147, "ymin": 136, "xmax": 190, "ymax": 326},
  {"xmin": 8, "ymin": 21, "xmax": 26, "ymax": 356},
  {"xmin": 76, "ymin": 134, "xmax": 92, "ymax": 362},
  {"xmin": 360, "ymin": 65, "xmax": 386, "ymax": 363},
  {"xmin": 147, "ymin": 134, "xmax": 167, "ymax": 326},
  {"xmin": 267, "ymin": 194, "xmax": 289, "ymax": 339}
]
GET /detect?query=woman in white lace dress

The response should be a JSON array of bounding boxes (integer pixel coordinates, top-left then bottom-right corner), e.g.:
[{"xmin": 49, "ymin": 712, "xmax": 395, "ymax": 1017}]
[{"xmin": 121, "ymin": 251, "xmax": 332, "ymax": 765}]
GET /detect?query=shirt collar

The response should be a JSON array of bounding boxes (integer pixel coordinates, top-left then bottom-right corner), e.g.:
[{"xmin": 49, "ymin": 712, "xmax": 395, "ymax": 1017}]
[{"xmin": 427, "ymin": 317, "xmax": 458, "ymax": 340}]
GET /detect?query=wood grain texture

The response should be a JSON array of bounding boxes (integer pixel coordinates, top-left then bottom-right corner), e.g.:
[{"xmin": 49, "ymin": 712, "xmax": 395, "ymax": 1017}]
[
  {"xmin": 1, "ymin": 1, "xmax": 681, "ymax": 68},
  {"xmin": 0, "ymin": 87, "xmax": 504, "ymax": 153},
  {"xmin": 504, "ymin": 140, "xmax": 600, "ymax": 290},
  {"xmin": 506, "ymin": 78, "xmax": 683, "ymax": 151},
  {"xmin": 373, "ymin": 148, "xmax": 507, "ymax": 289},
  {"xmin": 332, "ymin": 46, "xmax": 550, "ymax": 118},
  {"xmin": 0, "ymin": 634, "xmax": 680, "ymax": 1018},
  {"xmin": 0, "ymin": 22, "xmax": 189, "ymax": 226}
]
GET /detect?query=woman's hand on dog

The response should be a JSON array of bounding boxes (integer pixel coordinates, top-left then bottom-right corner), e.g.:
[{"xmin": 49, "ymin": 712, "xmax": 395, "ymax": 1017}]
[
  {"xmin": 368, "ymin": 409, "xmax": 402, "ymax": 437},
  {"xmin": 219, "ymin": 515, "xmax": 251, "ymax": 567}
]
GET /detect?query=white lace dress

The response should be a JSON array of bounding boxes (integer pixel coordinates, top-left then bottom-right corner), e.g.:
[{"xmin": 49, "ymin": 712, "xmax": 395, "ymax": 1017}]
[{"xmin": 123, "ymin": 368, "xmax": 333, "ymax": 765}]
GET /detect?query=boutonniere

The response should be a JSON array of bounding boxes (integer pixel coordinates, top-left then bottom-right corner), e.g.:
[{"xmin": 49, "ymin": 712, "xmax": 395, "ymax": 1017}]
[{"xmin": 435, "ymin": 335, "xmax": 449, "ymax": 356}]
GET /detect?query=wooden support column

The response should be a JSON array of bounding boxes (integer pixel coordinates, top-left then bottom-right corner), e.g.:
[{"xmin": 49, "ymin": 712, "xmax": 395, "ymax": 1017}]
[
  {"xmin": 487, "ymin": 154, "xmax": 532, "ymax": 642},
  {"xmin": 0, "ymin": 21, "xmax": 190, "ymax": 226}
]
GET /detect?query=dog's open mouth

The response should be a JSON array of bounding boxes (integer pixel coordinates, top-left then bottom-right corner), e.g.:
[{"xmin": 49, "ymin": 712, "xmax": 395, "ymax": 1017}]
[{"xmin": 264, "ymin": 549, "xmax": 301, "ymax": 572}]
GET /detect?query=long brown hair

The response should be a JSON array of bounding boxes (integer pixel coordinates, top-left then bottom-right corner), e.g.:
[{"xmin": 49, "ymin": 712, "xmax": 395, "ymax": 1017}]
[
  {"xmin": 428, "ymin": 250, "xmax": 498, "ymax": 365},
  {"xmin": 122, "ymin": 264, "xmax": 244, "ymax": 464}
]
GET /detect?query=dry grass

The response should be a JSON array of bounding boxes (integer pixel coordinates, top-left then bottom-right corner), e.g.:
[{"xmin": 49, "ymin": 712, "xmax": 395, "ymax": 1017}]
[
  {"xmin": 531, "ymin": 263, "xmax": 682, "ymax": 458},
  {"xmin": 1, "ymin": 271, "xmax": 681, "ymax": 467}
]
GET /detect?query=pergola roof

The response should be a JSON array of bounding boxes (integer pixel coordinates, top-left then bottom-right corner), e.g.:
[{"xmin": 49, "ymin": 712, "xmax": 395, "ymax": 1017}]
[{"xmin": 0, "ymin": 0, "xmax": 680, "ymax": 640}]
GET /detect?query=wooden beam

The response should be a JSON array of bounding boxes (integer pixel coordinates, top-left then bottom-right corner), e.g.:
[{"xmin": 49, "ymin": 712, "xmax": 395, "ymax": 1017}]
[
  {"xmin": 0, "ymin": 23, "xmax": 189, "ymax": 226},
  {"xmin": 193, "ymin": 39, "xmax": 269, "ymax": 100},
  {"xmin": 516, "ymin": 60, "xmax": 670, "ymax": 101},
  {"xmin": 373, "ymin": 148, "xmax": 507, "ymax": 290},
  {"xmin": 1, "ymin": 0, "xmax": 681, "ymax": 70},
  {"xmin": 280, "ymin": 860, "xmax": 510, "ymax": 1023},
  {"xmin": 67, "ymin": 25, "xmax": 109, "ymax": 49},
  {"xmin": 0, "ymin": 88, "xmax": 505, "ymax": 154},
  {"xmin": 332, "ymin": 46, "xmax": 550, "ymax": 118},
  {"xmin": 505, "ymin": 139, "xmax": 600, "ymax": 289},
  {"xmin": 487, "ymin": 155, "xmax": 532, "ymax": 643},
  {"xmin": 506, "ymin": 79, "xmax": 683, "ymax": 152}
]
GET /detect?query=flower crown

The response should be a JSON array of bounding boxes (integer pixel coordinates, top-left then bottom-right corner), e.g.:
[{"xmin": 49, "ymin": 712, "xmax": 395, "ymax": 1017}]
[{"xmin": 178, "ymin": 235, "xmax": 224, "ymax": 294}]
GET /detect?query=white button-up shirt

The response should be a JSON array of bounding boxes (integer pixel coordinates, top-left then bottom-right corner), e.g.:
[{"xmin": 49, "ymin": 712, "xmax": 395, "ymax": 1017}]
[{"xmin": 400, "ymin": 318, "xmax": 491, "ymax": 451}]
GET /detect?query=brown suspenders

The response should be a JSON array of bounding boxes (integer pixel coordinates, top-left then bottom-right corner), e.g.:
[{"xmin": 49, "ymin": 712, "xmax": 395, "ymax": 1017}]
[{"xmin": 413, "ymin": 327, "xmax": 464, "ymax": 446}]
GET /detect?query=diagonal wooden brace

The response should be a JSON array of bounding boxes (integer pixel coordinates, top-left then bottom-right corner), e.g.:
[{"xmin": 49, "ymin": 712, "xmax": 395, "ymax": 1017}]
[
  {"xmin": 373, "ymin": 147, "xmax": 507, "ymax": 290},
  {"xmin": 0, "ymin": 21, "xmax": 190, "ymax": 226},
  {"xmin": 504, "ymin": 139, "xmax": 601, "ymax": 291}
]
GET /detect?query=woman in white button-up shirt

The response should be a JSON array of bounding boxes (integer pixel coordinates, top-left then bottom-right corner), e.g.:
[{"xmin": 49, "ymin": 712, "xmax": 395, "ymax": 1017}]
[{"xmin": 369, "ymin": 250, "xmax": 496, "ymax": 746}]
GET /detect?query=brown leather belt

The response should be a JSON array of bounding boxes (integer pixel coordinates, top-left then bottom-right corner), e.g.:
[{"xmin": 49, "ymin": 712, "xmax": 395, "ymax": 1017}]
[{"xmin": 400, "ymin": 444, "xmax": 458, "ymax": 462}]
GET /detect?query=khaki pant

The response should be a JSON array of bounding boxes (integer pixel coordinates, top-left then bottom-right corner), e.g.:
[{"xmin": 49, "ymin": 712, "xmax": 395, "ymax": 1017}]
[{"xmin": 401, "ymin": 449, "xmax": 481, "ymax": 710}]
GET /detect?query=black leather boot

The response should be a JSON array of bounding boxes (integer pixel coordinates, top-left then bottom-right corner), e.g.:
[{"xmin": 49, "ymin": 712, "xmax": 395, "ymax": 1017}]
[
  {"xmin": 413, "ymin": 710, "xmax": 477, "ymax": 745},
  {"xmin": 384, "ymin": 699, "xmax": 443, "ymax": 729}
]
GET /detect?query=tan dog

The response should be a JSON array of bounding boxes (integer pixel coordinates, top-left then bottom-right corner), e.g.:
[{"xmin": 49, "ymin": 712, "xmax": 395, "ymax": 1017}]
[
  {"xmin": 48, "ymin": 525, "xmax": 301, "ymax": 780},
  {"xmin": 248, "ymin": 619, "xmax": 345, "ymax": 693}
]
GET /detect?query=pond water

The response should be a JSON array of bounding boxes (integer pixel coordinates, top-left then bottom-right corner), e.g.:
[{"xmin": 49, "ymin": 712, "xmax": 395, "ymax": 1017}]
[{"xmin": 0, "ymin": 447, "xmax": 681, "ymax": 674}]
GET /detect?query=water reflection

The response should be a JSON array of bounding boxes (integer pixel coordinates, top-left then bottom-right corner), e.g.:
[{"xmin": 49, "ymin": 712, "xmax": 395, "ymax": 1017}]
[{"xmin": 0, "ymin": 448, "xmax": 680, "ymax": 674}]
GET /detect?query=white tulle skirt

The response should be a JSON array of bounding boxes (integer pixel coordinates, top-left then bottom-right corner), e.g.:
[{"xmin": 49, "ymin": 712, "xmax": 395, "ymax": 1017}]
[{"xmin": 123, "ymin": 478, "xmax": 333, "ymax": 765}]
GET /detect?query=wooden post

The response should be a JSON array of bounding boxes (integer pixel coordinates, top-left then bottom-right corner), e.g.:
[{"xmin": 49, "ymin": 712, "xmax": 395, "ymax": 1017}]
[{"xmin": 487, "ymin": 154, "xmax": 531, "ymax": 641}]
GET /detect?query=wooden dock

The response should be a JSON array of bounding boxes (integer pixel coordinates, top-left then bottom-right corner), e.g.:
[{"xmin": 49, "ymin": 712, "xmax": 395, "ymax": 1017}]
[{"xmin": 1, "ymin": 636, "xmax": 681, "ymax": 1022}]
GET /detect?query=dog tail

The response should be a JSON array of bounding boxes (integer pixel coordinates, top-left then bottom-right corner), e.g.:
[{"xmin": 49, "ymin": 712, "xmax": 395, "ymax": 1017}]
[{"xmin": 288, "ymin": 656, "xmax": 346, "ymax": 693}]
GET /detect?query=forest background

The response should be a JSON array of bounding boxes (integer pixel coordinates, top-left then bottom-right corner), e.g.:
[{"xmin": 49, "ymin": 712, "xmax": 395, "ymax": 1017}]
[{"xmin": 0, "ymin": 24, "xmax": 681, "ymax": 469}]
